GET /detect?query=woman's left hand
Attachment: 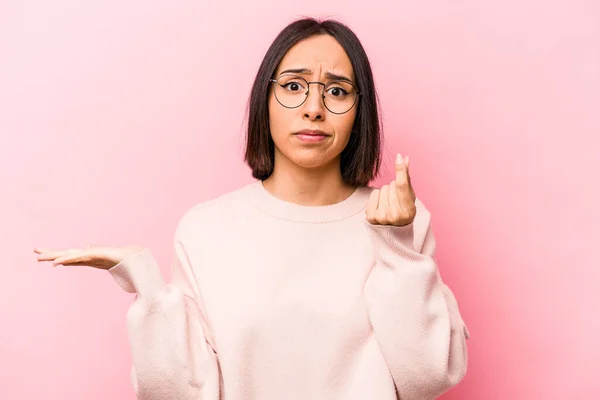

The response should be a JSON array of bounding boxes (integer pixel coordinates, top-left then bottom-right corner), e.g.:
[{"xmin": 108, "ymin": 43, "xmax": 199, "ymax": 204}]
[{"xmin": 366, "ymin": 153, "xmax": 417, "ymax": 226}]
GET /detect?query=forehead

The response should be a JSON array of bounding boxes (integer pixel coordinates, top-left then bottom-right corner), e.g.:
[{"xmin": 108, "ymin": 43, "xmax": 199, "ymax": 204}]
[{"xmin": 275, "ymin": 34, "xmax": 354, "ymax": 80}]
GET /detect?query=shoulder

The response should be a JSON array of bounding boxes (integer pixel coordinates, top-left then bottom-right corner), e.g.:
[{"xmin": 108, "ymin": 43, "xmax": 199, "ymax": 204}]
[{"xmin": 173, "ymin": 182, "xmax": 257, "ymax": 241}]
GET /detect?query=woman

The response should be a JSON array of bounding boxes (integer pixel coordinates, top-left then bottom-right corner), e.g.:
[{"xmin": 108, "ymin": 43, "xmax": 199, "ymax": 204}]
[{"xmin": 35, "ymin": 17, "xmax": 470, "ymax": 400}]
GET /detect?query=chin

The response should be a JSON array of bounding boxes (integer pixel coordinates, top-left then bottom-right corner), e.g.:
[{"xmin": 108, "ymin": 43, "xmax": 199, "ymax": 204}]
[{"xmin": 288, "ymin": 151, "xmax": 339, "ymax": 170}]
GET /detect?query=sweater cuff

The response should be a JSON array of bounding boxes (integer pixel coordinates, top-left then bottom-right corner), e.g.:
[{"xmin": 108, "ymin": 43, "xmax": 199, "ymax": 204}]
[
  {"xmin": 366, "ymin": 221, "xmax": 416, "ymax": 253},
  {"xmin": 108, "ymin": 248, "xmax": 166, "ymax": 298}
]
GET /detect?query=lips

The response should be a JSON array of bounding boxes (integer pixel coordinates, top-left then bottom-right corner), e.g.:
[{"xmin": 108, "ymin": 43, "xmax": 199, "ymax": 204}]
[
  {"xmin": 293, "ymin": 129, "xmax": 330, "ymax": 144},
  {"xmin": 294, "ymin": 129, "xmax": 330, "ymax": 137}
]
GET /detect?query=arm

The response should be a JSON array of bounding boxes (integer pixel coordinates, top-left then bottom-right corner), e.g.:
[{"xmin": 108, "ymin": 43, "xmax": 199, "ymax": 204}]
[
  {"xmin": 364, "ymin": 200, "xmax": 470, "ymax": 400},
  {"xmin": 109, "ymin": 241, "xmax": 220, "ymax": 400}
]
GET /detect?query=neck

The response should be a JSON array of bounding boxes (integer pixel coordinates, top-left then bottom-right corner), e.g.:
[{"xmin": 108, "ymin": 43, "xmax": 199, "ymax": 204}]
[{"xmin": 262, "ymin": 153, "xmax": 356, "ymax": 206}]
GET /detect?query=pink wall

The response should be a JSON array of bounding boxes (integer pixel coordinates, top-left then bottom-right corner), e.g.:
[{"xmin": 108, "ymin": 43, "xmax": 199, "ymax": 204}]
[{"xmin": 1, "ymin": 1, "xmax": 598, "ymax": 398}]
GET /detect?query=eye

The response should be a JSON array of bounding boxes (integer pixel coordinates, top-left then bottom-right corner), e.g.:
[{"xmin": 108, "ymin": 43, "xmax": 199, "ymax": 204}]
[
  {"xmin": 326, "ymin": 86, "xmax": 349, "ymax": 97},
  {"xmin": 281, "ymin": 81, "xmax": 306, "ymax": 92}
]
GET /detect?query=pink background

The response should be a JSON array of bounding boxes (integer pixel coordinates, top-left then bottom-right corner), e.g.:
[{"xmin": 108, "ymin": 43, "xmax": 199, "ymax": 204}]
[{"xmin": 1, "ymin": 1, "xmax": 598, "ymax": 399}]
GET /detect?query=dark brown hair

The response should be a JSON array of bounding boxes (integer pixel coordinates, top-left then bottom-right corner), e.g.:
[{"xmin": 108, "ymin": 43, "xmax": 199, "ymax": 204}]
[{"xmin": 243, "ymin": 17, "xmax": 382, "ymax": 187}]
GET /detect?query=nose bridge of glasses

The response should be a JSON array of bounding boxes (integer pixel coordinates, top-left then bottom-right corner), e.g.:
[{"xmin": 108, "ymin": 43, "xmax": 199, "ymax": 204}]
[
  {"xmin": 305, "ymin": 81, "xmax": 326, "ymax": 97},
  {"xmin": 302, "ymin": 81, "xmax": 327, "ymax": 112}
]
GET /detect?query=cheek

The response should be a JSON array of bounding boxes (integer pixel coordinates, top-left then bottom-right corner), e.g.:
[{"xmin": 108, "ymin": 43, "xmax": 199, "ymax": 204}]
[{"xmin": 333, "ymin": 111, "xmax": 357, "ymax": 142}]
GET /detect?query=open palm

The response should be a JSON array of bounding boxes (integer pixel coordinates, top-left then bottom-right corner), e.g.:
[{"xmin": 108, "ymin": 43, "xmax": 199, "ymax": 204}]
[{"xmin": 34, "ymin": 245, "xmax": 144, "ymax": 270}]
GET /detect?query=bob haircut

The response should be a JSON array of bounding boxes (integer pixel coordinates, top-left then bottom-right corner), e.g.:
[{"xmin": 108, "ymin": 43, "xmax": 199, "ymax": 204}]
[{"xmin": 244, "ymin": 17, "xmax": 382, "ymax": 187}]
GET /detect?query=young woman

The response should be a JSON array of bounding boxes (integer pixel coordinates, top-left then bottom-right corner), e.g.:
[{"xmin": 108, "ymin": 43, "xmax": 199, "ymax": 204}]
[{"xmin": 35, "ymin": 17, "xmax": 470, "ymax": 400}]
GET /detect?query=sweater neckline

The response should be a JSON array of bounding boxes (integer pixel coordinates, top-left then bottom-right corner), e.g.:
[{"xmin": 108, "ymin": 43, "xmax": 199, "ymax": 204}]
[{"xmin": 245, "ymin": 180, "xmax": 372, "ymax": 223}]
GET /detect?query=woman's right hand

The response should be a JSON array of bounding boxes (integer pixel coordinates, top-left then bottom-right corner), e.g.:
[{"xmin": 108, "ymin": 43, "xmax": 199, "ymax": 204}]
[{"xmin": 34, "ymin": 245, "xmax": 145, "ymax": 270}]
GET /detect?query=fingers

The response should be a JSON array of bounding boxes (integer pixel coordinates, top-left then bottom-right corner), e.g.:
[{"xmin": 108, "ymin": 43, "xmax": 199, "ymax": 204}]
[
  {"xmin": 395, "ymin": 171, "xmax": 413, "ymax": 211},
  {"xmin": 53, "ymin": 253, "xmax": 88, "ymax": 267},
  {"xmin": 395, "ymin": 153, "xmax": 409, "ymax": 187},
  {"xmin": 378, "ymin": 185, "xmax": 390, "ymax": 220},
  {"xmin": 395, "ymin": 153, "xmax": 416, "ymax": 204},
  {"xmin": 34, "ymin": 248, "xmax": 86, "ymax": 265},
  {"xmin": 366, "ymin": 185, "xmax": 392, "ymax": 225},
  {"xmin": 389, "ymin": 180, "xmax": 399, "ymax": 206},
  {"xmin": 35, "ymin": 250, "xmax": 71, "ymax": 261},
  {"xmin": 365, "ymin": 152, "xmax": 417, "ymax": 226},
  {"xmin": 33, "ymin": 248, "xmax": 57, "ymax": 255},
  {"xmin": 405, "ymin": 156, "xmax": 415, "ymax": 202},
  {"xmin": 365, "ymin": 189, "xmax": 380, "ymax": 223}
]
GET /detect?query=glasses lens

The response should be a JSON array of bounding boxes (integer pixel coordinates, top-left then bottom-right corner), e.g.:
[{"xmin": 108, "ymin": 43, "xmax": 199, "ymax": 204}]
[
  {"xmin": 274, "ymin": 75, "xmax": 309, "ymax": 108},
  {"xmin": 323, "ymin": 81, "xmax": 357, "ymax": 114}
]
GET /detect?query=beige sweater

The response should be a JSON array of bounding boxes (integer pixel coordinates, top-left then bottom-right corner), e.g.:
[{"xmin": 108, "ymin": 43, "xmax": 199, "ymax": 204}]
[{"xmin": 108, "ymin": 180, "xmax": 470, "ymax": 400}]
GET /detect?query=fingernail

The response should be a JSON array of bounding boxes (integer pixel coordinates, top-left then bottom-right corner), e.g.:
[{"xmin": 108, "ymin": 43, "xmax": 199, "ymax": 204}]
[{"xmin": 396, "ymin": 153, "xmax": 403, "ymax": 164}]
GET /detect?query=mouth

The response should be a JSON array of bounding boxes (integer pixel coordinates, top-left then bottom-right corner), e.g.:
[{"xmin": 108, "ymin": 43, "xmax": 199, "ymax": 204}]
[
  {"xmin": 293, "ymin": 129, "xmax": 331, "ymax": 144},
  {"xmin": 293, "ymin": 129, "xmax": 331, "ymax": 137}
]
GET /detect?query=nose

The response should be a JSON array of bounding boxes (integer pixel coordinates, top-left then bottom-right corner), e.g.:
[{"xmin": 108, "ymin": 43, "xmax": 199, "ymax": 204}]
[{"xmin": 302, "ymin": 82, "xmax": 326, "ymax": 121}]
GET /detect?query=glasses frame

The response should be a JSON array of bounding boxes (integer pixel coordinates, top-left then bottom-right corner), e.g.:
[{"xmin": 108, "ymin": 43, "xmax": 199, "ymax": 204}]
[{"xmin": 269, "ymin": 75, "xmax": 361, "ymax": 115}]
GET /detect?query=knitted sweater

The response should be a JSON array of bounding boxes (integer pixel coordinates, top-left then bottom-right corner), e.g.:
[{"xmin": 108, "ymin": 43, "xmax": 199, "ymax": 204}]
[{"xmin": 108, "ymin": 180, "xmax": 470, "ymax": 400}]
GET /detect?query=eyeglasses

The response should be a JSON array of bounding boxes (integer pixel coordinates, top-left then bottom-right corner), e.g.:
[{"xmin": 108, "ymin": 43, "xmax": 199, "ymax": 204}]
[{"xmin": 269, "ymin": 74, "xmax": 361, "ymax": 115}]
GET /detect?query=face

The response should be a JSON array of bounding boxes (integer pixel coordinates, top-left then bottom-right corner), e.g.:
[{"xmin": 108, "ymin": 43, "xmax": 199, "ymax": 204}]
[{"xmin": 268, "ymin": 34, "xmax": 358, "ymax": 172}]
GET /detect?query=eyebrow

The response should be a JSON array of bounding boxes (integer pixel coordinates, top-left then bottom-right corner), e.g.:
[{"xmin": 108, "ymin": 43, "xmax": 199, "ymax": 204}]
[{"xmin": 278, "ymin": 68, "xmax": 354, "ymax": 84}]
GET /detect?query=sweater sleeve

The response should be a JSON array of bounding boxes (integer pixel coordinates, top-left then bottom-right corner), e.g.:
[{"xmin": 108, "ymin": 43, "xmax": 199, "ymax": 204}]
[
  {"xmin": 363, "ymin": 200, "xmax": 470, "ymax": 400},
  {"xmin": 108, "ymin": 241, "xmax": 221, "ymax": 400}
]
